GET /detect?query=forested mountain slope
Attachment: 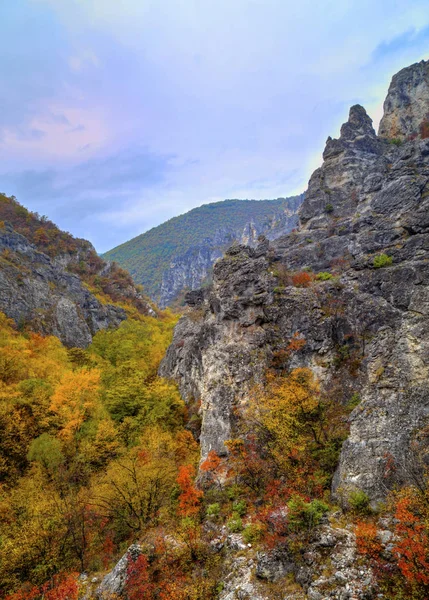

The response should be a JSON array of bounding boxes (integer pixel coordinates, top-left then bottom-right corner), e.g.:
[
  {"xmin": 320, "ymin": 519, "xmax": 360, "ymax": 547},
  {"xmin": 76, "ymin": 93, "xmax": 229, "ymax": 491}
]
[{"xmin": 103, "ymin": 196, "xmax": 304, "ymax": 307}]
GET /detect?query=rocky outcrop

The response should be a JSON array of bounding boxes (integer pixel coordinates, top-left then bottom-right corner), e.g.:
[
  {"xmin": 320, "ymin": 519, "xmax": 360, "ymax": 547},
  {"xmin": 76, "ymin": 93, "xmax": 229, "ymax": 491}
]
[
  {"xmin": 378, "ymin": 59, "xmax": 429, "ymax": 140},
  {"xmin": 96, "ymin": 544, "xmax": 141, "ymax": 599},
  {"xmin": 100, "ymin": 520, "xmax": 377, "ymax": 600},
  {"xmin": 105, "ymin": 196, "xmax": 304, "ymax": 308},
  {"xmin": 0, "ymin": 223, "xmax": 126, "ymax": 347},
  {"xmin": 158, "ymin": 205, "xmax": 303, "ymax": 307},
  {"xmin": 161, "ymin": 59, "xmax": 429, "ymax": 505}
]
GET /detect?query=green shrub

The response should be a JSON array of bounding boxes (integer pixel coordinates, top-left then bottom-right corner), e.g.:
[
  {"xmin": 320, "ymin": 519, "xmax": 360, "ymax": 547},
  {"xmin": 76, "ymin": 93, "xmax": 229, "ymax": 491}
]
[
  {"xmin": 233, "ymin": 500, "xmax": 247, "ymax": 517},
  {"xmin": 325, "ymin": 203, "xmax": 334, "ymax": 214},
  {"xmin": 287, "ymin": 495, "xmax": 329, "ymax": 530},
  {"xmin": 348, "ymin": 393, "xmax": 361, "ymax": 409},
  {"xmin": 348, "ymin": 489, "xmax": 371, "ymax": 515},
  {"xmin": 227, "ymin": 516, "xmax": 243, "ymax": 533},
  {"xmin": 373, "ymin": 253, "xmax": 393, "ymax": 268},
  {"xmin": 226, "ymin": 485, "xmax": 240, "ymax": 501},
  {"xmin": 27, "ymin": 433, "xmax": 64, "ymax": 471},
  {"xmin": 389, "ymin": 138, "xmax": 402, "ymax": 146},
  {"xmin": 216, "ymin": 582, "xmax": 225, "ymax": 594},
  {"xmin": 243, "ymin": 522, "xmax": 264, "ymax": 544},
  {"xmin": 316, "ymin": 271, "xmax": 333, "ymax": 281},
  {"xmin": 206, "ymin": 503, "xmax": 220, "ymax": 518}
]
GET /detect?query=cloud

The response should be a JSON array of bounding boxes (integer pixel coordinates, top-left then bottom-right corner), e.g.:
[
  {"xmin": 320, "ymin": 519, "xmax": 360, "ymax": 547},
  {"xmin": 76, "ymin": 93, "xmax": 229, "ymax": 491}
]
[
  {"xmin": 69, "ymin": 50, "xmax": 100, "ymax": 72},
  {"xmin": 0, "ymin": 146, "xmax": 176, "ymax": 248},
  {"xmin": 2, "ymin": 0, "xmax": 429, "ymax": 251}
]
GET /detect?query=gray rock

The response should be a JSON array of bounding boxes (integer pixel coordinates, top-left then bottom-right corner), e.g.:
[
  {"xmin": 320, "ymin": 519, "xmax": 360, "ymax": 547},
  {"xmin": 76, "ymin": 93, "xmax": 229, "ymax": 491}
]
[
  {"xmin": 0, "ymin": 224, "xmax": 126, "ymax": 347},
  {"xmin": 96, "ymin": 544, "xmax": 141, "ymax": 599},
  {"xmin": 219, "ymin": 556, "xmax": 268, "ymax": 600},
  {"xmin": 379, "ymin": 59, "xmax": 429, "ymax": 140},
  {"xmin": 158, "ymin": 198, "xmax": 304, "ymax": 307},
  {"xmin": 161, "ymin": 59, "xmax": 429, "ymax": 506},
  {"xmin": 255, "ymin": 547, "xmax": 295, "ymax": 582}
]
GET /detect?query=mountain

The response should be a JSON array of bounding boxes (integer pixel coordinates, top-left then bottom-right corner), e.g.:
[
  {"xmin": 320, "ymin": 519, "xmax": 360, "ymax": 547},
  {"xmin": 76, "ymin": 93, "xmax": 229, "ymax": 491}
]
[
  {"xmin": 2, "ymin": 59, "xmax": 429, "ymax": 600},
  {"xmin": 103, "ymin": 196, "xmax": 304, "ymax": 307},
  {"xmin": 0, "ymin": 194, "xmax": 155, "ymax": 346},
  {"xmin": 160, "ymin": 59, "xmax": 429, "ymax": 598}
]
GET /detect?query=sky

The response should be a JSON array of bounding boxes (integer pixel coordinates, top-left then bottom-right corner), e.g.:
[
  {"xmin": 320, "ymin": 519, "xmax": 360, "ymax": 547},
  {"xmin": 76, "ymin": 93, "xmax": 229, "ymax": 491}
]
[{"xmin": 0, "ymin": 1, "xmax": 429, "ymax": 252}]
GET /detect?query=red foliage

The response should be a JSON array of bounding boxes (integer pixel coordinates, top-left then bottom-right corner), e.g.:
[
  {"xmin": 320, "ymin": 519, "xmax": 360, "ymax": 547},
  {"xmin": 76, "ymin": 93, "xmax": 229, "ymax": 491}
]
[
  {"xmin": 176, "ymin": 465, "xmax": 203, "ymax": 517},
  {"xmin": 393, "ymin": 496, "xmax": 429, "ymax": 585},
  {"xmin": 225, "ymin": 437, "xmax": 269, "ymax": 495},
  {"xmin": 291, "ymin": 272, "xmax": 312, "ymax": 287},
  {"xmin": 102, "ymin": 534, "xmax": 115, "ymax": 570},
  {"xmin": 5, "ymin": 574, "xmax": 79, "ymax": 600},
  {"xmin": 127, "ymin": 554, "xmax": 155, "ymax": 600}
]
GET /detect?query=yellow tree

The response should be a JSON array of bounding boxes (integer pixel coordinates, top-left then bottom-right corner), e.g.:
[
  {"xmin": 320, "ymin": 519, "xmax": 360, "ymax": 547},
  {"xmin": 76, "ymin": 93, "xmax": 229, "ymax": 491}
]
[
  {"xmin": 50, "ymin": 369, "xmax": 101, "ymax": 441},
  {"xmin": 250, "ymin": 368, "xmax": 320, "ymax": 466},
  {"xmin": 92, "ymin": 428, "xmax": 181, "ymax": 535},
  {"xmin": 226, "ymin": 368, "xmax": 324, "ymax": 495}
]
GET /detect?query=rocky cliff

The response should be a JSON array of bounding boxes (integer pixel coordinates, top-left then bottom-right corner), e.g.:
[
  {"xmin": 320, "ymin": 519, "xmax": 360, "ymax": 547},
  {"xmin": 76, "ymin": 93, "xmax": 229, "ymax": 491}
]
[
  {"xmin": 158, "ymin": 205, "xmax": 303, "ymax": 307},
  {"xmin": 0, "ymin": 222, "xmax": 126, "ymax": 347},
  {"xmin": 161, "ymin": 58, "xmax": 429, "ymax": 506},
  {"xmin": 104, "ymin": 196, "xmax": 304, "ymax": 307},
  {"xmin": 379, "ymin": 58, "xmax": 429, "ymax": 140},
  {"xmin": 0, "ymin": 194, "xmax": 155, "ymax": 347}
]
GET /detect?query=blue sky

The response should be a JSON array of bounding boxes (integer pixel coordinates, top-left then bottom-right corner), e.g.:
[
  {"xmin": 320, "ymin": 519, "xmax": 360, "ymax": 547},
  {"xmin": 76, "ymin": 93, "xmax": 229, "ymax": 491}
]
[{"xmin": 0, "ymin": 0, "xmax": 428, "ymax": 252}]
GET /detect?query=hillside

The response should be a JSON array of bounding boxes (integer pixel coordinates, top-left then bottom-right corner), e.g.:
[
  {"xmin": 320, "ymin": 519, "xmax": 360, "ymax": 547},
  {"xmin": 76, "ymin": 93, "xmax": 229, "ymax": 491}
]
[
  {"xmin": 103, "ymin": 196, "xmax": 304, "ymax": 306},
  {"xmin": 0, "ymin": 194, "xmax": 155, "ymax": 346}
]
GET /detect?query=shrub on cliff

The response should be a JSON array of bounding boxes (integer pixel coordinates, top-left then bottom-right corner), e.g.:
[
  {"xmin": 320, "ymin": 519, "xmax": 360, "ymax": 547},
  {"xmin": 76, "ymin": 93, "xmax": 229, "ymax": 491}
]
[{"xmin": 373, "ymin": 253, "xmax": 393, "ymax": 268}]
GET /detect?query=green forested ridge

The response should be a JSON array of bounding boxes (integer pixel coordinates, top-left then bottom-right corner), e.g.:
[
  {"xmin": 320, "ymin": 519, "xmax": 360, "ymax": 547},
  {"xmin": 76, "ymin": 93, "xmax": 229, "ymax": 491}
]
[{"xmin": 103, "ymin": 196, "xmax": 303, "ymax": 301}]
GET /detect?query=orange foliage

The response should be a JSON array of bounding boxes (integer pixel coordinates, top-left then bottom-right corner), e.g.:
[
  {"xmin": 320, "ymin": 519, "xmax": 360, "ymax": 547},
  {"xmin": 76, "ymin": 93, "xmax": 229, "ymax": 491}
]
[
  {"xmin": 271, "ymin": 333, "xmax": 306, "ymax": 369},
  {"xmin": 287, "ymin": 332, "xmax": 306, "ymax": 353},
  {"xmin": 200, "ymin": 450, "xmax": 224, "ymax": 485},
  {"xmin": 355, "ymin": 521, "xmax": 382, "ymax": 560},
  {"xmin": 200, "ymin": 450, "xmax": 221, "ymax": 473},
  {"xmin": 4, "ymin": 586, "xmax": 40, "ymax": 600},
  {"xmin": 5, "ymin": 574, "xmax": 79, "ymax": 600},
  {"xmin": 291, "ymin": 271, "xmax": 313, "ymax": 287},
  {"xmin": 42, "ymin": 574, "xmax": 79, "ymax": 600},
  {"xmin": 176, "ymin": 465, "xmax": 203, "ymax": 517}
]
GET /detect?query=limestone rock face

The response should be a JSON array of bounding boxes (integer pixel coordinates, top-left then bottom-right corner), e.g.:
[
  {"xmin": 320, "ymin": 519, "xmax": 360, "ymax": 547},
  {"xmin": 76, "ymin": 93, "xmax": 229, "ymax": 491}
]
[
  {"xmin": 158, "ymin": 205, "xmax": 303, "ymax": 308},
  {"xmin": 0, "ymin": 224, "xmax": 126, "ymax": 347},
  {"xmin": 378, "ymin": 59, "xmax": 429, "ymax": 140},
  {"xmin": 161, "ymin": 60, "xmax": 429, "ymax": 505},
  {"xmin": 96, "ymin": 544, "xmax": 141, "ymax": 599}
]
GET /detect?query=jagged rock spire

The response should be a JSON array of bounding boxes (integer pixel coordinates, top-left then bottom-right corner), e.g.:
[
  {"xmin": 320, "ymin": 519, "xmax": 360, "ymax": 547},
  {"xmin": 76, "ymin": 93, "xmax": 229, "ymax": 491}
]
[
  {"xmin": 322, "ymin": 104, "xmax": 380, "ymax": 161},
  {"xmin": 340, "ymin": 104, "xmax": 376, "ymax": 140}
]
